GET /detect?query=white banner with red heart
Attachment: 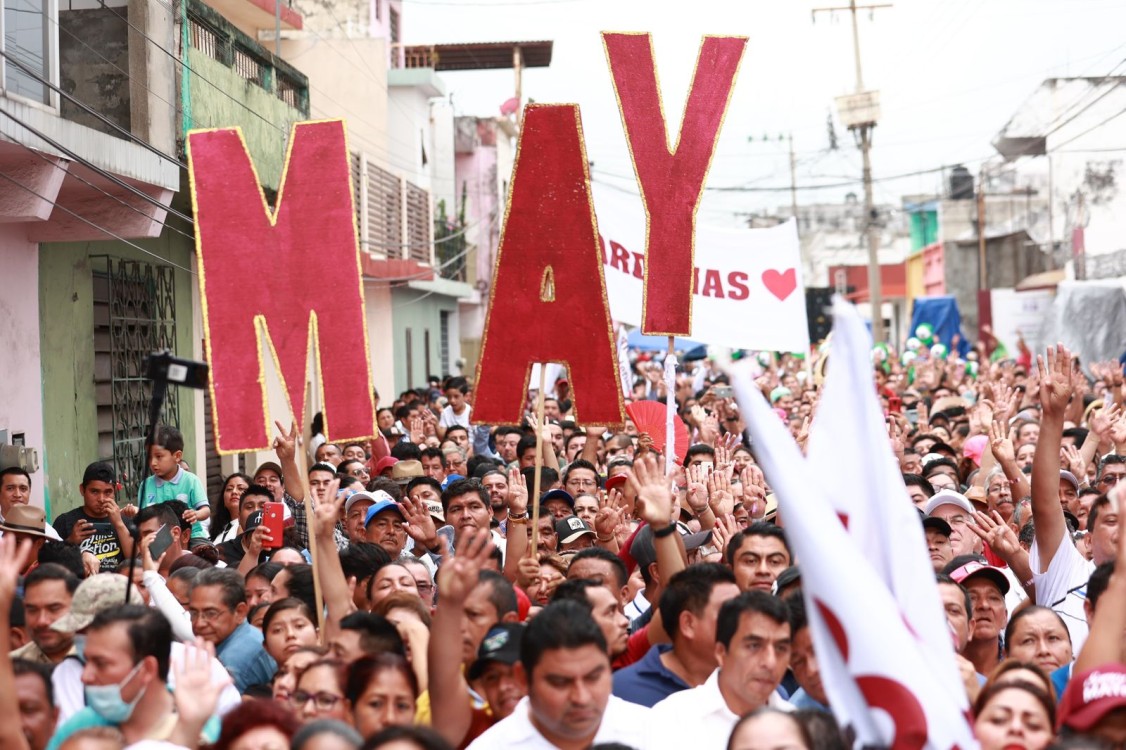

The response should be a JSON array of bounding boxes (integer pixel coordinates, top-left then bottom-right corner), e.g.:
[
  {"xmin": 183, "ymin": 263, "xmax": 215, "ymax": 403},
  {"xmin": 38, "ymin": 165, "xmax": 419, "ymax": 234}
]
[{"xmin": 593, "ymin": 184, "xmax": 810, "ymax": 352}]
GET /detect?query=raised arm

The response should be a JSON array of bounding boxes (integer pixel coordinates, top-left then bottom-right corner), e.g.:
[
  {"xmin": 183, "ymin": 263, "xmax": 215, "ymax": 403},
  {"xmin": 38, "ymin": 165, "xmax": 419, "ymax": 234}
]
[
  {"xmin": 428, "ymin": 528, "xmax": 492, "ymax": 748},
  {"xmin": 0, "ymin": 536, "xmax": 34, "ymax": 750},
  {"xmin": 1075, "ymin": 487, "xmax": 1126, "ymax": 672},
  {"xmin": 502, "ymin": 469, "xmax": 529, "ymax": 583},
  {"xmin": 311, "ymin": 479, "xmax": 354, "ymax": 641},
  {"xmin": 274, "ymin": 420, "xmax": 305, "ymax": 502},
  {"xmin": 1030, "ymin": 345, "xmax": 1073, "ymax": 571}
]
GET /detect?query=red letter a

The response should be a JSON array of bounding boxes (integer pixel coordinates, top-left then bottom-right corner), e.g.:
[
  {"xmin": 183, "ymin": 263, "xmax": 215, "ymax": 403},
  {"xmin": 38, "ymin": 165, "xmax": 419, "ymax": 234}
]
[
  {"xmin": 187, "ymin": 121, "xmax": 376, "ymax": 452},
  {"xmin": 603, "ymin": 32, "xmax": 747, "ymax": 335},
  {"xmin": 473, "ymin": 105, "xmax": 624, "ymax": 426}
]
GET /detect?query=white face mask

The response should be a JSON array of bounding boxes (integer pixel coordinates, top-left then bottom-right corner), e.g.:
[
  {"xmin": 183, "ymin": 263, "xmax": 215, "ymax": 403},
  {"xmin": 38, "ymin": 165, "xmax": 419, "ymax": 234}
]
[{"xmin": 84, "ymin": 661, "xmax": 145, "ymax": 723}]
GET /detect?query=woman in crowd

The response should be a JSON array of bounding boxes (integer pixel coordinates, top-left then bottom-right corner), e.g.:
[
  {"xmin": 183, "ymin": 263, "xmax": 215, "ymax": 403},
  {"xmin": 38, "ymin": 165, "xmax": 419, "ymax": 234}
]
[
  {"xmin": 1003, "ymin": 607, "xmax": 1074, "ymax": 675},
  {"xmin": 246, "ymin": 562, "xmax": 282, "ymax": 608},
  {"xmin": 367, "ymin": 564, "xmax": 421, "ymax": 610},
  {"xmin": 361, "ymin": 727, "xmax": 453, "ymax": 750},
  {"xmin": 273, "ymin": 564, "xmax": 318, "ymax": 617},
  {"xmin": 727, "ymin": 707, "xmax": 813, "ymax": 750},
  {"xmin": 972, "ymin": 680, "xmax": 1056, "ymax": 750},
  {"xmin": 273, "ymin": 645, "xmax": 328, "ymax": 705},
  {"xmin": 209, "ymin": 473, "xmax": 252, "ymax": 544},
  {"xmin": 345, "ymin": 654, "xmax": 419, "ymax": 741},
  {"xmin": 291, "ymin": 720, "xmax": 362, "ymax": 750},
  {"xmin": 262, "ymin": 598, "xmax": 320, "ymax": 664},
  {"xmin": 210, "ymin": 700, "xmax": 302, "ymax": 750},
  {"xmin": 984, "ymin": 660, "xmax": 1056, "ymax": 701},
  {"xmin": 294, "ymin": 659, "xmax": 349, "ymax": 724}
]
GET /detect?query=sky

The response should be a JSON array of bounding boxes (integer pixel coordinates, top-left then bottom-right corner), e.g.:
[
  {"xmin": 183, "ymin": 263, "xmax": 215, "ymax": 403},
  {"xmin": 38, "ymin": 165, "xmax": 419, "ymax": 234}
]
[{"xmin": 400, "ymin": 0, "xmax": 1126, "ymax": 228}]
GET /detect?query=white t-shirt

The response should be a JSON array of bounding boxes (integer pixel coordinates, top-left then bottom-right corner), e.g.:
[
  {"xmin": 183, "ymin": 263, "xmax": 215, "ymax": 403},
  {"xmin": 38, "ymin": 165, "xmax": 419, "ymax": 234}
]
[
  {"xmin": 647, "ymin": 669, "xmax": 793, "ymax": 749},
  {"xmin": 440, "ymin": 404, "xmax": 472, "ymax": 430},
  {"xmin": 466, "ymin": 694, "xmax": 650, "ymax": 749},
  {"xmin": 1028, "ymin": 534, "xmax": 1094, "ymax": 653}
]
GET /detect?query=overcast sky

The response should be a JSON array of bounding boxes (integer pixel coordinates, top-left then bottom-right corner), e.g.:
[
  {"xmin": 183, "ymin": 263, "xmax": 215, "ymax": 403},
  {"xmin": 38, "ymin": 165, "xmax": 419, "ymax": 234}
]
[{"xmin": 400, "ymin": 0, "xmax": 1126, "ymax": 227}]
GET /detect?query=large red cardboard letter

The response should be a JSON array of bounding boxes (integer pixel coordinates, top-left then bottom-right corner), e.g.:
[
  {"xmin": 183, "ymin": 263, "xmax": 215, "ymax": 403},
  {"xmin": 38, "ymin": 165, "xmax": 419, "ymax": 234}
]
[
  {"xmin": 473, "ymin": 105, "xmax": 624, "ymax": 426},
  {"xmin": 187, "ymin": 121, "xmax": 376, "ymax": 452},
  {"xmin": 603, "ymin": 32, "xmax": 747, "ymax": 336}
]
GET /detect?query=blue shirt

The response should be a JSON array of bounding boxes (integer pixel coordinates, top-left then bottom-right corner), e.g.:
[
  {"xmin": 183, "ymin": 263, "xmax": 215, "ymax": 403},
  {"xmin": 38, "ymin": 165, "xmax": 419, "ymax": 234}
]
[
  {"xmin": 216, "ymin": 620, "xmax": 276, "ymax": 693},
  {"xmin": 1051, "ymin": 663, "xmax": 1072, "ymax": 703},
  {"xmin": 788, "ymin": 687, "xmax": 830, "ymax": 712},
  {"xmin": 612, "ymin": 643, "xmax": 690, "ymax": 708}
]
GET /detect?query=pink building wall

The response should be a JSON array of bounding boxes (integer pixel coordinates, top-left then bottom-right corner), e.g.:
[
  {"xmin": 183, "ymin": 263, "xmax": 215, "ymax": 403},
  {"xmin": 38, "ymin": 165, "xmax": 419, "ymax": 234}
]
[{"xmin": 0, "ymin": 226, "xmax": 45, "ymax": 509}]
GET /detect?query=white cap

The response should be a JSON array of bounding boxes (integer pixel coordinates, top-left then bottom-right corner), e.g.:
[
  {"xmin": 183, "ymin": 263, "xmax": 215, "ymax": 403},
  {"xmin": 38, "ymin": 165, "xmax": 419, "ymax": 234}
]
[{"xmin": 924, "ymin": 489, "xmax": 974, "ymax": 517}]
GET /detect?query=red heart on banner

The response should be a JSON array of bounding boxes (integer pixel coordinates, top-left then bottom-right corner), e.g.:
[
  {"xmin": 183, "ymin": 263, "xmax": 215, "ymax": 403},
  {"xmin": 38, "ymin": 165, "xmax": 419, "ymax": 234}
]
[{"xmin": 762, "ymin": 268, "xmax": 796, "ymax": 300}]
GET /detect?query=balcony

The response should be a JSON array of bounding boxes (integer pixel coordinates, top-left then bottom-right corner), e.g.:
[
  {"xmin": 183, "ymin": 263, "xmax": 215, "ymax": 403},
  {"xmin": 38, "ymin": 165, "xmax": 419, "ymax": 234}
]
[
  {"xmin": 199, "ymin": 0, "xmax": 303, "ymax": 36},
  {"xmin": 183, "ymin": 0, "xmax": 310, "ymax": 192}
]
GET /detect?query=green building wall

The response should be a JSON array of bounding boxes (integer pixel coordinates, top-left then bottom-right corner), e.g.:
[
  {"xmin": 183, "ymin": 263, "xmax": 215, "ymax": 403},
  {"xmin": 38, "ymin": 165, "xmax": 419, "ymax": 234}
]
[
  {"xmin": 38, "ymin": 231, "xmax": 197, "ymax": 517},
  {"xmin": 390, "ymin": 287, "xmax": 460, "ymax": 392}
]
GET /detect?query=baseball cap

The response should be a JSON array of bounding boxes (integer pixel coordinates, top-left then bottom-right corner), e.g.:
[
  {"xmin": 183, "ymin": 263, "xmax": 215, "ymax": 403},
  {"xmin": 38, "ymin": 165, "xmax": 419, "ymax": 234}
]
[
  {"xmin": 1060, "ymin": 469, "xmax": 1080, "ymax": 493},
  {"xmin": 467, "ymin": 623, "xmax": 525, "ymax": 681},
  {"xmin": 442, "ymin": 474, "xmax": 465, "ymax": 490},
  {"xmin": 391, "ymin": 460, "xmax": 424, "ymax": 484},
  {"xmin": 540, "ymin": 489, "xmax": 575, "ymax": 510},
  {"xmin": 364, "ymin": 499, "xmax": 406, "ymax": 526},
  {"xmin": 51, "ymin": 573, "xmax": 144, "ymax": 633},
  {"xmin": 344, "ymin": 490, "xmax": 391, "ymax": 516},
  {"xmin": 773, "ymin": 566, "xmax": 802, "ymax": 594},
  {"xmin": 925, "ymin": 489, "xmax": 974, "ymax": 517},
  {"xmin": 424, "ymin": 500, "xmax": 445, "ymax": 523},
  {"xmin": 922, "ymin": 516, "xmax": 953, "ymax": 537},
  {"xmin": 630, "ymin": 521, "xmax": 708, "ymax": 572},
  {"xmin": 374, "ymin": 456, "xmax": 399, "ymax": 476},
  {"xmin": 254, "ymin": 462, "xmax": 283, "ymax": 481},
  {"xmin": 963, "ymin": 434, "xmax": 988, "ymax": 466},
  {"xmin": 604, "ymin": 474, "xmax": 628, "ymax": 493},
  {"xmin": 243, "ymin": 510, "xmax": 265, "ymax": 534},
  {"xmin": 555, "ymin": 515, "xmax": 595, "ymax": 545},
  {"xmin": 944, "ymin": 555, "xmax": 1010, "ymax": 595},
  {"xmin": 1057, "ymin": 663, "xmax": 1126, "ymax": 732}
]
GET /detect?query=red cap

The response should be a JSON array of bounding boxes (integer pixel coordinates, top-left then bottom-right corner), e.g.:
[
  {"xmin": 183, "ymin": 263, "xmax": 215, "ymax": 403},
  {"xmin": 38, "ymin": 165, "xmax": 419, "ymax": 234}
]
[
  {"xmin": 373, "ymin": 456, "xmax": 399, "ymax": 476},
  {"xmin": 605, "ymin": 474, "xmax": 628, "ymax": 493},
  {"xmin": 514, "ymin": 585, "xmax": 531, "ymax": 622},
  {"xmin": 1058, "ymin": 663, "xmax": 1126, "ymax": 732}
]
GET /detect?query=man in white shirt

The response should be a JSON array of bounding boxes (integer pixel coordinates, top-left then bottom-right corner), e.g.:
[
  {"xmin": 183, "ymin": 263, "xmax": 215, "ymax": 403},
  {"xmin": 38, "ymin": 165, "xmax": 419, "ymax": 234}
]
[
  {"xmin": 467, "ymin": 600, "xmax": 649, "ymax": 749},
  {"xmin": 647, "ymin": 591, "xmax": 793, "ymax": 749},
  {"xmin": 1027, "ymin": 347, "xmax": 1118, "ymax": 652}
]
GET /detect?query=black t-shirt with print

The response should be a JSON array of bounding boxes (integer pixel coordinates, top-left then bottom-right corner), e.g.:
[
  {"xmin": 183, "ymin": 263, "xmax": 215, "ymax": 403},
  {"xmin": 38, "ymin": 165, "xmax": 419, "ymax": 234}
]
[{"xmin": 52, "ymin": 507, "xmax": 134, "ymax": 571}]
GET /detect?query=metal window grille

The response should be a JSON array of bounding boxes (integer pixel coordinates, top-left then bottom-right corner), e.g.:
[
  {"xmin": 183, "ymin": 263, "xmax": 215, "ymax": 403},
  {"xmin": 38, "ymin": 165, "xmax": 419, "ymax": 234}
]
[{"xmin": 91, "ymin": 256, "xmax": 180, "ymax": 503}]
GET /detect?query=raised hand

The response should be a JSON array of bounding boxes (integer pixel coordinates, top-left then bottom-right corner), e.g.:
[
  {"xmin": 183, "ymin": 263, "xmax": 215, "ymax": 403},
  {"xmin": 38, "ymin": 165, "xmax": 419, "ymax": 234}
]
[
  {"xmin": 685, "ymin": 465, "xmax": 709, "ymax": 514},
  {"xmin": 1038, "ymin": 344, "xmax": 1074, "ymax": 419},
  {"xmin": 400, "ymin": 494, "xmax": 439, "ymax": 550},
  {"xmin": 1089, "ymin": 403, "xmax": 1122, "ymax": 439},
  {"xmin": 173, "ymin": 640, "xmax": 232, "ymax": 730},
  {"xmin": 1061, "ymin": 444, "xmax": 1086, "ymax": 479},
  {"xmin": 628, "ymin": 454, "xmax": 673, "ymax": 528},
  {"xmin": 506, "ymin": 467, "xmax": 528, "ymax": 517},
  {"xmin": 273, "ymin": 420, "xmax": 299, "ymax": 462},
  {"xmin": 311, "ymin": 477, "xmax": 342, "ymax": 540},
  {"xmin": 435, "ymin": 528, "xmax": 493, "ymax": 605},
  {"xmin": 969, "ymin": 510, "xmax": 1022, "ymax": 562},
  {"xmin": 708, "ymin": 513, "xmax": 738, "ymax": 560},
  {"xmin": 409, "ymin": 418, "xmax": 425, "ymax": 445},
  {"xmin": 594, "ymin": 490, "xmax": 627, "ymax": 541},
  {"xmin": 0, "ymin": 535, "xmax": 32, "ymax": 605},
  {"xmin": 990, "ymin": 420, "xmax": 1016, "ymax": 465},
  {"xmin": 707, "ymin": 465, "xmax": 735, "ymax": 516}
]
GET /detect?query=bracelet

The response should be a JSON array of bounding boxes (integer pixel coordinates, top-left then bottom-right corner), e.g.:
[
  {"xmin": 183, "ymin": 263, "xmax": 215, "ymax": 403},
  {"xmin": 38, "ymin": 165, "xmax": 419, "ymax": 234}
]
[
  {"xmin": 1021, "ymin": 577, "xmax": 1034, "ymax": 589},
  {"xmin": 508, "ymin": 511, "xmax": 529, "ymax": 521},
  {"xmin": 508, "ymin": 516, "xmax": 529, "ymax": 525},
  {"xmin": 652, "ymin": 523, "xmax": 678, "ymax": 538},
  {"xmin": 596, "ymin": 533, "xmax": 614, "ymax": 542}
]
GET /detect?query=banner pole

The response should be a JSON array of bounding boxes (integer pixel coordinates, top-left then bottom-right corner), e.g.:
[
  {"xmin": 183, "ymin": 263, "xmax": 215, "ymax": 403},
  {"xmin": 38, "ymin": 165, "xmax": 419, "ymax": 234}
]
[
  {"xmin": 530, "ymin": 365, "xmax": 548, "ymax": 558},
  {"xmin": 665, "ymin": 336, "xmax": 677, "ymax": 472}
]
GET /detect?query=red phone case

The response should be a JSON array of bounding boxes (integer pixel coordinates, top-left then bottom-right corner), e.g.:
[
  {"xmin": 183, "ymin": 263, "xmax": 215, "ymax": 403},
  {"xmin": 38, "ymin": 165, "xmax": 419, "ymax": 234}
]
[{"xmin": 263, "ymin": 502, "xmax": 284, "ymax": 548}]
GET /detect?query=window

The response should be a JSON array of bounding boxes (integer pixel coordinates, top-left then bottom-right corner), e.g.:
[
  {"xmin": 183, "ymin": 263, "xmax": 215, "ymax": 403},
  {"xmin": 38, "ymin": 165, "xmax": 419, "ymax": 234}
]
[
  {"xmin": 3, "ymin": 0, "xmax": 54, "ymax": 105},
  {"xmin": 439, "ymin": 311, "xmax": 450, "ymax": 376},
  {"xmin": 424, "ymin": 329, "xmax": 431, "ymax": 382},
  {"xmin": 389, "ymin": 6, "xmax": 399, "ymax": 44},
  {"xmin": 405, "ymin": 327, "xmax": 413, "ymax": 388}
]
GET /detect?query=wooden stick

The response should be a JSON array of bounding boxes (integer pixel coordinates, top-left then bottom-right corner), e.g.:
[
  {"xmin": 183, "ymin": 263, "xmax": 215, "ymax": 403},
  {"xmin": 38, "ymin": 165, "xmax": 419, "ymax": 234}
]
[
  {"xmin": 529, "ymin": 365, "xmax": 548, "ymax": 558},
  {"xmin": 293, "ymin": 439, "xmax": 325, "ymax": 642},
  {"xmin": 666, "ymin": 335, "xmax": 676, "ymax": 473}
]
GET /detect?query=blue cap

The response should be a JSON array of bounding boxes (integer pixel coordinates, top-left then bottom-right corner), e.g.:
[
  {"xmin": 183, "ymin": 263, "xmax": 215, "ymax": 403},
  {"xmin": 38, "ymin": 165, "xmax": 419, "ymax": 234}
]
[
  {"xmin": 364, "ymin": 499, "xmax": 406, "ymax": 526},
  {"xmin": 441, "ymin": 473, "xmax": 466, "ymax": 490},
  {"xmin": 540, "ymin": 488, "xmax": 574, "ymax": 509}
]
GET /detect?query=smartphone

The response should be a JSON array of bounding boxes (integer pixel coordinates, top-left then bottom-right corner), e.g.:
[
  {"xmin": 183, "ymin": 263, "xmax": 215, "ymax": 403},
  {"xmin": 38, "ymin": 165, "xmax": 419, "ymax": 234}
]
[
  {"xmin": 149, "ymin": 523, "xmax": 175, "ymax": 560},
  {"xmin": 905, "ymin": 409, "xmax": 918, "ymax": 425},
  {"xmin": 713, "ymin": 386, "xmax": 734, "ymax": 399},
  {"xmin": 888, "ymin": 395, "xmax": 902, "ymax": 414},
  {"xmin": 263, "ymin": 502, "xmax": 285, "ymax": 549}
]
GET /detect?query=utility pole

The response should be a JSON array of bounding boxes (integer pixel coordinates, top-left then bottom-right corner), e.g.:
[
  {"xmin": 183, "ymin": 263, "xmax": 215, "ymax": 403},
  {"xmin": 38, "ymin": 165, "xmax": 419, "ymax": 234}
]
[
  {"xmin": 788, "ymin": 133, "xmax": 799, "ymax": 226},
  {"xmin": 813, "ymin": 0, "xmax": 891, "ymax": 342}
]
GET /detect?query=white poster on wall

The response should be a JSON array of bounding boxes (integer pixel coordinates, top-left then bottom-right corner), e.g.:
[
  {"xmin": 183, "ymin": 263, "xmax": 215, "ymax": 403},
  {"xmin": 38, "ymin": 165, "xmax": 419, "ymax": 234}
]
[{"xmin": 989, "ymin": 288, "xmax": 1054, "ymax": 356}]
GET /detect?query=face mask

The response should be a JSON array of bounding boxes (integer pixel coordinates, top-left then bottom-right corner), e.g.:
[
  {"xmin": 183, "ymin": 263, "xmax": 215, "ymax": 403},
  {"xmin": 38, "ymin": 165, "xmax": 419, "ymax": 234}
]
[
  {"xmin": 84, "ymin": 661, "xmax": 145, "ymax": 723},
  {"xmin": 74, "ymin": 634, "xmax": 86, "ymax": 661}
]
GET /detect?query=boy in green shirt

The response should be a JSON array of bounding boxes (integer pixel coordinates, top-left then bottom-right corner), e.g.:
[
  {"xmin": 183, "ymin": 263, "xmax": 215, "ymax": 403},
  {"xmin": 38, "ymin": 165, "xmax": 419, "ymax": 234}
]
[{"xmin": 137, "ymin": 425, "xmax": 210, "ymax": 539}]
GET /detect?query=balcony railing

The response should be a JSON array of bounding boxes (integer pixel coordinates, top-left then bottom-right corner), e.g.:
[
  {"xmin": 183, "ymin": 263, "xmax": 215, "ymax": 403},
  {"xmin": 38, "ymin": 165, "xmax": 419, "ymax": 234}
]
[
  {"xmin": 352, "ymin": 152, "xmax": 433, "ymax": 267},
  {"xmin": 187, "ymin": 0, "xmax": 309, "ymax": 116},
  {"xmin": 390, "ymin": 43, "xmax": 437, "ymax": 70}
]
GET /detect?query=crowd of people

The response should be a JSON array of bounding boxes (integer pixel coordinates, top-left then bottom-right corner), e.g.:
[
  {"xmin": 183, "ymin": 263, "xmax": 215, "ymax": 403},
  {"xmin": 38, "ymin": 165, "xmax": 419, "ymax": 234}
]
[{"xmin": 0, "ymin": 338, "xmax": 1123, "ymax": 750}]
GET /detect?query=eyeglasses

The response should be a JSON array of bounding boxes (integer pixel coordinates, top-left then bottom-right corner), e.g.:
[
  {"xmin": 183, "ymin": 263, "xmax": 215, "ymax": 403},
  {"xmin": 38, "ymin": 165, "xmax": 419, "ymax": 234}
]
[
  {"xmin": 189, "ymin": 608, "xmax": 230, "ymax": 622},
  {"xmin": 567, "ymin": 479, "xmax": 598, "ymax": 489},
  {"xmin": 1098, "ymin": 474, "xmax": 1124, "ymax": 485},
  {"xmin": 291, "ymin": 691, "xmax": 342, "ymax": 711}
]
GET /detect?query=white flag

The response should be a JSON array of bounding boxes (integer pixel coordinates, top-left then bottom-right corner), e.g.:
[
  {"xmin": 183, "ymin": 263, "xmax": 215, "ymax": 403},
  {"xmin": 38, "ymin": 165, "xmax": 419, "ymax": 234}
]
[
  {"xmin": 806, "ymin": 298, "xmax": 970, "ymax": 708},
  {"xmin": 733, "ymin": 358, "xmax": 978, "ymax": 750},
  {"xmin": 617, "ymin": 327, "xmax": 633, "ymax": 399}
]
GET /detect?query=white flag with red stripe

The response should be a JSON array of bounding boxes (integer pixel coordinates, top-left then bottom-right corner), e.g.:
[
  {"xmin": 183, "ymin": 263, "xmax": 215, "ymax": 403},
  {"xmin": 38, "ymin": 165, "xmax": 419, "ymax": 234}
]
[{"xmin": 732, "ymin": 303, "xmax": 977, "ymax": 750}]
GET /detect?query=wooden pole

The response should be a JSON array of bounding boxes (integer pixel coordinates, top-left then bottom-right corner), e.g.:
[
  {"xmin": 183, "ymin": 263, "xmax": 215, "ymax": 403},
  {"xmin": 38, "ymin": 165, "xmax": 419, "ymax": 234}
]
[
  {"xmin": 529, "ymin": 365, "xmax": 548, "ymax": 557},
  {"xmin": 293, "ymin": 441, "xmax": 325, "ymax": 640},
  {"xmin": 666, "ymin": 336, "xmax": 676, "ymax": 472}
]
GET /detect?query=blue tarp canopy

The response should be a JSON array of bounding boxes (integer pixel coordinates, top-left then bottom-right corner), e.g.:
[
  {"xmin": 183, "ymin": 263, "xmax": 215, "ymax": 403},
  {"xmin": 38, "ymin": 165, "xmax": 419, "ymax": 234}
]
[
  {"xmin": 910, "ymin": 296, "xmax": 970, "ymax": 356},
  {"xmin": 626, "ymin": 328, "xmax": 705, "ymax": 352}
]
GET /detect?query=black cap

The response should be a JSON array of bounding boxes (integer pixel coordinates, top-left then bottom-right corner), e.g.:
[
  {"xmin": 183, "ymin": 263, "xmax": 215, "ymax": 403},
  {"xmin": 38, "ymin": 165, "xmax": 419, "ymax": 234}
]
[
  {"xmin": 243, "ymin": 510, "xmax": 264, "ymax": 535},
  {"xmin": 774, "ymin": 566, "xmax": 802, "ymax": 593},
  {"xmin": 922, "ymin": 516, "xmax": 953, "ymax": 537},
  {"xmin": 467, "ymin": 623, "xmax": 524, "ymax": 681}
]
